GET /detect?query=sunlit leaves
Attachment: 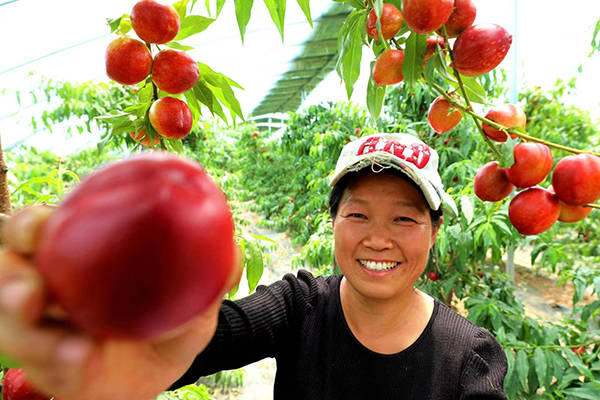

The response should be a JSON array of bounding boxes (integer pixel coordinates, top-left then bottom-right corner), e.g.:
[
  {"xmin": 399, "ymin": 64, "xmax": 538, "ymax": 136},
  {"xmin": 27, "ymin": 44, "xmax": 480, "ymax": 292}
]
[
  {"xmin": 336, "ymin": 9, "xmax": 367, "ymax": 99},
  {"xmin": 174, "ymin": 15, "xmax": 215, "ymax": 41}
]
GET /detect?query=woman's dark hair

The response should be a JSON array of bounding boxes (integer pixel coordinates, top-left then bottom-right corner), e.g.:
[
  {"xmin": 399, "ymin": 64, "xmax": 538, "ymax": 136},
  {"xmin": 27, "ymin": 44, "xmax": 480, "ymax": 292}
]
[{"xmin": 328, "ymin": 169, "xmax": 443, "ymax": 228}]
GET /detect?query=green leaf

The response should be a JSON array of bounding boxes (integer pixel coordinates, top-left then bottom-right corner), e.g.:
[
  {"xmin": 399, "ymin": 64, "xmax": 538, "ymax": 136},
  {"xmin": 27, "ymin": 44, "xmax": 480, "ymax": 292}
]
[
  {"xmin": 233, "ymin": 0, "xmax": 254, "ymax": 43},
  {"xmin": 594, "ymin": 275, "xmax": 600, "ymax": 295},
  {"xmin": 533, "ymin": 347, "xmax": 548, "ymax": 390},
  {"xmin": 107, "ymin": 17, "xmax": 122, "ymax": 33},
  {"xmin": 184, "ymin": 89, "xmax": 203, "ymax": 126},
  {"xmin": 118, "ymin": 17, "xmax": 132, "ymax": 35},
  {"xmin": 336, "ymin": 10, "xmax": 366, "ymax": 99},
  {"xmin": 516, "ymin": 349, "xmax": 529, "ymax": 391},
  {"xmin": 244, "ymin": 240, "xmax": 264, "ymax": 293},
  {"xmin": 251, "ymin": 234, "xmax": 279, "ymax": 246},
  {"xmin": 173, "ymin": 0, "xmax": 190, "ymax": 19},
  {"xmin": 164, "ymin": 41, "xmax": 195, "ymax": 51},
  {"xmin": 573, "ymin": 277, "xmax": 587, "ymax": 305},
  {"xmin": 423, "ymin": 56, "xmax": 436, "ymax": 87},
  {"xmin": 497, "ymin": 137, "xmax": 519, "ymax": 168},
  {"xmin": 551, "ymin": 351, "xmax": 566, "ymax": 383},
  {"xmin": 137, "ymin": 83, "xmax": 154, "ymax": 104},
  {"xmin": 296, "ymin": 0, "xmax": 312, "ymax": 27},
  {"xmin": 504, "ymin": 349, "xmax": 515, "ymax": 386},
  {"xmin": 366, "ymin": 62, "xmax": 386, "ymax": 120},
  {"xmin": 402, "ymin": 32, "xmax": 427, "ymax": 88},
  {"xmin": 0, "ymin": 351, "xmax": 21, "ymax": 368},
  {"xmin": 174, "ymin": 15, "xmax": 215, "ymax": 41},
  {"xmin": 449, "ymin": 76, "xmax": 487, "ymax": 104},
  {"xmin": 263, "ymin": 0, "xmax": 286, "ymax": 41},
  {"xmin": 193, "ymin": 79, "xmax": 227, "ymax": 122},
  {"xmin": 563, "ymin": 385, "xmax": 600, "ymax": 400},
  {"xmin": 460, "ymin": 195, "xmax": 474, "ymax": 225},
  {"xmin": 433, "ymin": 49, "xmax": 455, "ymax": 83},
  {"xmin": 564, "ymin": 347, "xmax": 594, "ymax": 379},
  {"xmin": 216, "ymin": 0, "xmax": 226, "ymax": 17},
  {"xmin": 163, "ymin": 138, "xmax": 184, "ymax": 153},
  {"xmin": 197, "ymin": 63, "xmax": 245, "ymax": 121}
]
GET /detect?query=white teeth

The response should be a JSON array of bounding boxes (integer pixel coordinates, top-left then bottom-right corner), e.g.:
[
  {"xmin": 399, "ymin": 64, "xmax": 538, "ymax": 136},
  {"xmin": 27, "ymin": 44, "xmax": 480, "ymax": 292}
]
[{"xmin": 359, "ymin": 260, "xmax": 399, "ymax": 271}]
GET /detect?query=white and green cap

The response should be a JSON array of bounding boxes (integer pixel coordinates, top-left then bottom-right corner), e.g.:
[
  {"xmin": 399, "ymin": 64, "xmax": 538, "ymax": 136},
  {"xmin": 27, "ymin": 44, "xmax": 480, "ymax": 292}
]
[{"xmin": 329, "ymin": 133, "xmax": 458, "ymax": 215}]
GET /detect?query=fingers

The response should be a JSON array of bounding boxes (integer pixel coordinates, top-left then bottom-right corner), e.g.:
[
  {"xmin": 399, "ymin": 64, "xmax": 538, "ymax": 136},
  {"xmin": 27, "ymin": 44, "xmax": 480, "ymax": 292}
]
[
  {"xmin": 0, "ymin": 250, "xmax": 46, "ymax": 325},
  {"xmin": 2, "ymin": 205, "xmax": 54, "ymax": 256},
  {"xmin": 0, "ymin": 317, "xmax": 92, "ymax": 367}
]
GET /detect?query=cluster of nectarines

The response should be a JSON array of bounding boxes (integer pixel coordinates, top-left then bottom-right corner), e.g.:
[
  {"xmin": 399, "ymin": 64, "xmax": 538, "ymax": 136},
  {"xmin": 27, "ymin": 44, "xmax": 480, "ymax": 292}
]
[
  {"xmin": 105, "ymin": 0, "xmax": 197, "ymax": 143},
  {"xmin": 473, "ymin": 110, "xmax": 599, "ymax": 235},
  {"xmin": 370, "ymin": 0, "xmax": 511, "ymax": 86},
  {"xmin": 366, "ymin": 1, "xmax": 598, "ymax": 236}
]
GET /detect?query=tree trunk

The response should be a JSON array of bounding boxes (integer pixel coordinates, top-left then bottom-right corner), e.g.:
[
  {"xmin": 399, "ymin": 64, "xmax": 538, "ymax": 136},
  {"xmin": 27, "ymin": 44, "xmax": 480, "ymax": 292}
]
[{"xmin": 0, "ymin": 134, "xmax": 11, "ymax": 214}]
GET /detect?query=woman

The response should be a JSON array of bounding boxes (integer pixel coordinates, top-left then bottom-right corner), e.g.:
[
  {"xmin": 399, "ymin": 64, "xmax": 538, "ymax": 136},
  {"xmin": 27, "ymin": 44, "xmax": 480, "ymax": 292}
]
[{"xmin": 0, "ymin": 133, "xmax": 507, "ymax": 399}]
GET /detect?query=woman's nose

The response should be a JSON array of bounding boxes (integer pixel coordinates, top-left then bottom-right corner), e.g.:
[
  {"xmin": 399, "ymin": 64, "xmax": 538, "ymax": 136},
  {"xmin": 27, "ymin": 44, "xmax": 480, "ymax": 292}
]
[{"xmin": 362, "ymin": 221, "xmax": 394, "ymax": 250}]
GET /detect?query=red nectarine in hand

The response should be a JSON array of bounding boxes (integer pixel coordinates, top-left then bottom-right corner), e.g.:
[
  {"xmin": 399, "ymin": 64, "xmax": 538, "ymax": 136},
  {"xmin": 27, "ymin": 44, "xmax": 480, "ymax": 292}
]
[{"xmin": 35, "ymin": 153, "xmax": 235, "ymax": 339}]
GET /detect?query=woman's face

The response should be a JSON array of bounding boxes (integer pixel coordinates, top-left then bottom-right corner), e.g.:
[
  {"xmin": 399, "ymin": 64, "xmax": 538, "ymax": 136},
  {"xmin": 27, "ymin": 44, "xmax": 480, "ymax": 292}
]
[{"xmin": 332, "ymin": 171, "xmax": 439, "ymax": 302}]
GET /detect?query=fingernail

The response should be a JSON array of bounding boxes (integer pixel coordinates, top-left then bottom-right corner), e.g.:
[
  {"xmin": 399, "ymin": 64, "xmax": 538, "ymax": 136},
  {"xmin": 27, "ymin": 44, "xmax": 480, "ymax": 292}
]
[
  {"xmin": 56, "ymin": 337, "xmax": 93, "ymax": 365},
  {"xmin": 0, "ymin": 279, "xmax": 34, "ymax": 315}
]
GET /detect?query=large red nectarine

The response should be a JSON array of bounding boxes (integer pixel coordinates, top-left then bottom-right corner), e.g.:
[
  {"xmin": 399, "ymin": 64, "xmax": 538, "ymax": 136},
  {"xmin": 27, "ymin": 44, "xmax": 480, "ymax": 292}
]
[
  {"xmin": 427, "ymin": 95, "xmax": 461, "ymax": 134},
  {"xmin": 35, "ymin": 153, "xmax": 235, "ymax": 339},
  {"xmin": 509, "ymin": 187, "xmax": 559, "ymax": 235},
  {"xmin": 505, "ymin": 142, "xmax": 553, "ymax": 188},
  {"xmin": 443, "ymin": 0, "xmax": 476, "ymax": 38},
  {"xmin": 482, "ymin": 104, "xmax": 526, "ymax": 142},
  {"xmin": 402, "ymin": 0, "xmax": 453, "ymax": 34},
  {"xmin": 424, "ymin": 36, "xmax": 446, "ymax": 63},
  {"xmin": 129, "ymin": 129, "xmax": 160, "ymax": 147},
  {"xmin": 372, "ymin": 49, "xmax": 405, "ymax": 85},
  {"xmin": 552, "ymin": 153, "xmax": 600, "ymax": 205},
  {"xmin": 366, "ymin": 4, "xmax": 403, "ymax": 41},
  {"xmin": 452, "ymin": 24, "xmax": 512, "ymax": 77},
  {"xmin": 105, "ymin": 36, "xmax": 152, "ymax": 85},
  {"xmin": 131, "ymin": 0, "xmax": 180, "ymax": 44},
  {"xmin": 474, "ymin": 161, "xmax": 514, "ymax": 202},
  {"xmin": 152, "ymin": 49, "xmax": 200, "ymax": 94},
  {"xmin": 149, "ymin": 97, "xmax": 194, "ymax": 139},
  {"xmin": 558, "ymin": 200, "xmax": 593, "ymax": 223}
]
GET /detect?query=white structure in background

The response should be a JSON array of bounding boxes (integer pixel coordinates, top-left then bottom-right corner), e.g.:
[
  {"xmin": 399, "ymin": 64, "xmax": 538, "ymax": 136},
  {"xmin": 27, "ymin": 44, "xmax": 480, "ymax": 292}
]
[{"xmin": 247, "ymin": 113, "xmax": 290, "ymax": 139}]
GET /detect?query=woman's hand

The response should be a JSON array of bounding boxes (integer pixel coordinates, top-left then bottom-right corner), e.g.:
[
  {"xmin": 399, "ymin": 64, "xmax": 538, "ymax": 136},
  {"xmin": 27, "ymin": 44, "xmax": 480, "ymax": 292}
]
[{"xmin": 0, "ymin": 205, "xmax": 242, "ymax": 400}]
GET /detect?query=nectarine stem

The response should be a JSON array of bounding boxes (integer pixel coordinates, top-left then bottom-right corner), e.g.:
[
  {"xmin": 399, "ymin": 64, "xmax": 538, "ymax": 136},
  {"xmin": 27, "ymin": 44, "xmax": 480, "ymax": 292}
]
[
  {"xmin": 430, "ymin": 81, "xmax": 600, "ymax": 158},
  {"xmin": 439, "ymin": 26, "xmax": 502, "ymax": 159}
]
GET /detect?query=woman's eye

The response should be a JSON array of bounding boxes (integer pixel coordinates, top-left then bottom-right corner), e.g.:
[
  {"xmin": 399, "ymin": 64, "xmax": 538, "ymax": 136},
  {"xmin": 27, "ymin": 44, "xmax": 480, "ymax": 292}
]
[
  {"xmin": 347, "ymin": 213, "xmax": 366, "ymax": 219},
  {"xmin": 395, "ymin": 216, "xmax": 416, "ymax": 223}
]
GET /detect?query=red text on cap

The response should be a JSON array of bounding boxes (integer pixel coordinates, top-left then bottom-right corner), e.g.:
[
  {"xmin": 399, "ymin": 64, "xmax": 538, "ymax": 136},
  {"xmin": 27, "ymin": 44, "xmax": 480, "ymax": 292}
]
[{"xmin": 357, "ymin": 136, "xmax": 431, "ymax": 169}]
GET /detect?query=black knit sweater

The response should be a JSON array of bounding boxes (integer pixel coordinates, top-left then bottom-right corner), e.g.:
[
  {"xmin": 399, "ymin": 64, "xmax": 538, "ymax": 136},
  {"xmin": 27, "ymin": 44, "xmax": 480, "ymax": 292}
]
[{"xmin": 171, "ymin": 270, "xmax": 508, "ymax": 399}]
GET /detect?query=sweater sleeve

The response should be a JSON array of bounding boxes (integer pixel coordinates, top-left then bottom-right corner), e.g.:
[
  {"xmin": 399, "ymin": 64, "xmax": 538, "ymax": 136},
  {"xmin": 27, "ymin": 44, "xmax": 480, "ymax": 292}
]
[
  {"xmin": 168, "ymin": 270, "xmax": 319, "ymax": 390},
  {"xmin": 459, "ymin": 328, "xmax": 509, "ymax": 400}
]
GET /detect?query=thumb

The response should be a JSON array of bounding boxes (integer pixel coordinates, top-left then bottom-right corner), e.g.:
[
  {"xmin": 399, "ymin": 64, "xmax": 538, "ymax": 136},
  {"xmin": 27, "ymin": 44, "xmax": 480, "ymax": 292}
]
[{"xmin": 2, "ymin": 205, "xmax": 54, "ymax": 256}]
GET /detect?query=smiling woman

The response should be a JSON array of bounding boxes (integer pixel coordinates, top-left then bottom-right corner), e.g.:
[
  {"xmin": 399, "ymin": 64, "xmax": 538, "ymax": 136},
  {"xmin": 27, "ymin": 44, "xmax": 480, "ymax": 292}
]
[{"xmin": 168, "ymin": 133, "xmax": 509, "ymax": 399}]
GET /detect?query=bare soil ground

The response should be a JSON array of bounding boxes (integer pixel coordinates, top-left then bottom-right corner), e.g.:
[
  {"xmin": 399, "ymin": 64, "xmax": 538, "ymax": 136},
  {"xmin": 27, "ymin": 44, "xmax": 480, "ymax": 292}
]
[{"xmin": 209, "ymin": 210, "xmax": 595, "ymax": 399}]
